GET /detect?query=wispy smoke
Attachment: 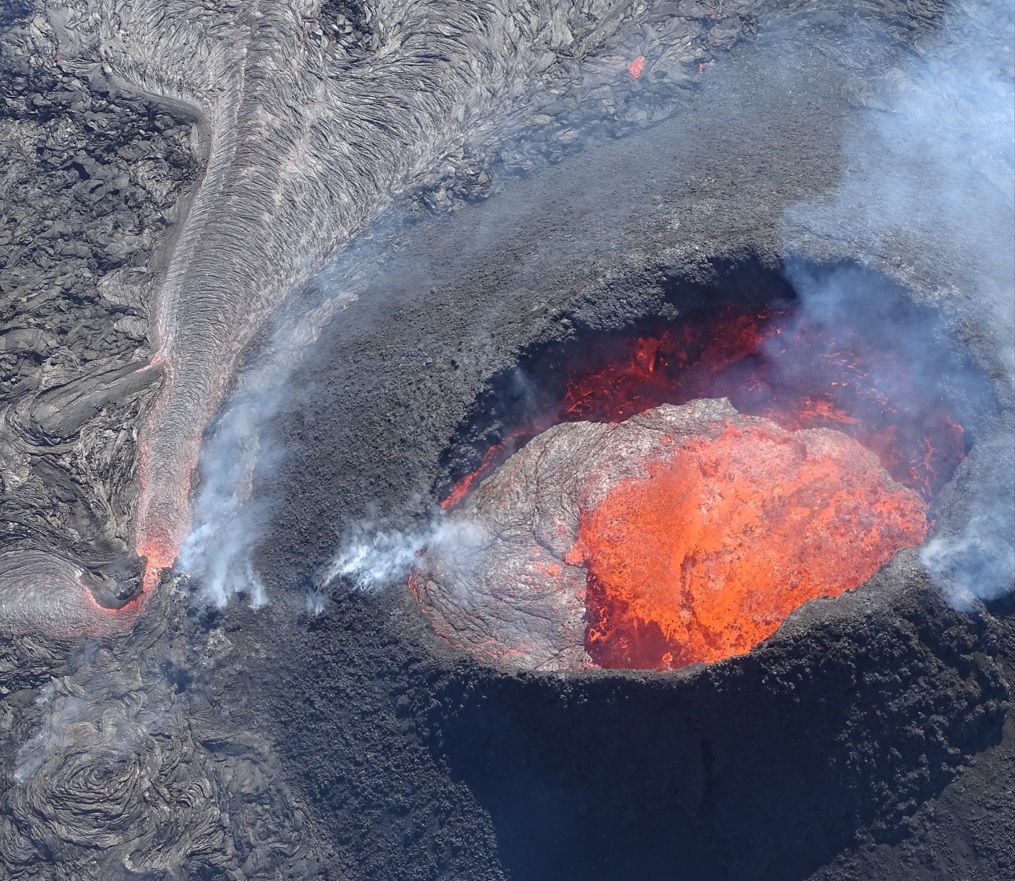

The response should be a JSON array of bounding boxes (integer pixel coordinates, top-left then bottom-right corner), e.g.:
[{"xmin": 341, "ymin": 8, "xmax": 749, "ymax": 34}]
[
  {"xmin": 179, "ymin": 286, "xmax": 355, "ymax": 608},
  {"xmin": 923, "ymin": 505, "xmax": 1015, "ymax": 610},
  {"xmin": 322, "ymin": 515, "xmax": 488, "ymax": 597},
  {"xmin": 324, "ymin": 526, "xmax": 426, "ymax": 592},
  {"xmin": 785, "ymin": 0, "xmax": 1014, "ymax": 372},
  {"xmin": 782, "ymin": 0, "xmax": 1015, "ymax": 604},
  {"xmin": 177, "ymin": 384, "xmax": 275, "ymax": 608}
]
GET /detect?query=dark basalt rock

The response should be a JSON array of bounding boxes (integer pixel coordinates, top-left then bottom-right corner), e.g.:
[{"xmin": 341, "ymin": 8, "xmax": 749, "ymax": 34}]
[
  {"xmin": 416, "ymin": 570, "xmax": 1007, "ymax": 880},
  {"xmin": 79, "ymin": 552, "xmax": 145, "ymax": 609}
]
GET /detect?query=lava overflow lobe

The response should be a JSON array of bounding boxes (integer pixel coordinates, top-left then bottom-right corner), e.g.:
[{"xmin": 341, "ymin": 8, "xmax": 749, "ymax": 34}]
[{"xmin": 411, "ymin": 399, "xmax": 928, "ymax": 672}]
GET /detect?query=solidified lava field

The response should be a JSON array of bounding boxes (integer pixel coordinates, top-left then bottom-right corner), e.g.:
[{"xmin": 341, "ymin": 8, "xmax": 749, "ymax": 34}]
[{"xmin": 1, "ymin": 2, "xmax": 1013, "ymax": 881}]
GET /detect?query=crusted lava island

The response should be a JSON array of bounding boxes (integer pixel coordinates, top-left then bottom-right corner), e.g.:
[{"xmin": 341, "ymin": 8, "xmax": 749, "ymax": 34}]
[{"xmin": 412, "ymin": 398, "xmax": 928, "ymax": 671}]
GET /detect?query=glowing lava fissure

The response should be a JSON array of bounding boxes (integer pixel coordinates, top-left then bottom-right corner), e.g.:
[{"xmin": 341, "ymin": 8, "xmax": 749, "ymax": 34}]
[{"xmin": 423, "ymin": 303, "xmax": 964, "ymax": 672}]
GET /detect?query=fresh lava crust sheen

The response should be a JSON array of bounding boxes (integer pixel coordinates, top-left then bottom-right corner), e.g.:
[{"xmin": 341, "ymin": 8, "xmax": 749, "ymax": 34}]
[{"xmin": 415, "ymin": 306, "xmax": 963, "ymax": 672}]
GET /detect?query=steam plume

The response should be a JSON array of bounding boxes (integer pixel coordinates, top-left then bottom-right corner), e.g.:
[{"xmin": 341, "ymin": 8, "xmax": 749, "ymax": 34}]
[
  {"xmin": 323, "ymin": 515, "xmax": 487, "ymax": 595},
  {"xmin": 781, "ymin": 0, "xmax": 1015, "ymax": 604},
  {"xmin": 178, "ymin": 286, "xmax": 354, "ymax": 607}
]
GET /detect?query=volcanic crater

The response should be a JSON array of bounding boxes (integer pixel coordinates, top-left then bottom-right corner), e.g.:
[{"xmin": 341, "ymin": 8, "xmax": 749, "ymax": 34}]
[
  {"xmin": 2, "ymin": 2, "xmax": 1013, "ymax": 879},
  {"xmin": 294, "ymin": 246, "xmax": 1010, "ymax": 881},
  {"xmin": 415, "ymin": 263, "xmax": 991, "ymax": 674}
]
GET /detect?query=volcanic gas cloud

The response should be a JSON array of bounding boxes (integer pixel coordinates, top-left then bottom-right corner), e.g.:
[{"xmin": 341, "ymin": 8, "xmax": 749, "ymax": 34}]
[{"xmin": 411, "ymin": 306, "xmax": 964, "ymax": 672}]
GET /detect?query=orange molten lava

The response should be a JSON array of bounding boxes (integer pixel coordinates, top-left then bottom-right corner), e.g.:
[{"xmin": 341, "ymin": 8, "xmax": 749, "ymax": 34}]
[
  {"xmin": 137, "ymin": 542, "xmax": 174, "ymax": 593},
  {"xmin": 559, "ymin": 307, "xmax": 965, "ymax": 501},
  {"xmin": 566, "ymin": 423, "xmax": 929, "ymax": 670},
  {"xmin": 443, "ymin": 307, "xmax": 965, "ymax": 513},
  {"xmin": 425, "ymin": 303, "xmax": 966, "ymax": 671},
  {"xmin": 82, "ymin": 588, "xmax": 148, "ymax": 636},
  {"xmin": 134, "ymin": 392, "xmax": 198, "ymax": 594}
]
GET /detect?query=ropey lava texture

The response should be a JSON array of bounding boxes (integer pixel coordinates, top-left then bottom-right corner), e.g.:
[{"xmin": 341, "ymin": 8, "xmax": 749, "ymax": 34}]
[
  {"xmin": 0, "ymin": 0, "xmax": 751, "ymax": 639},
  {"xmin": 0, "ymin": 3, "xmax": 758, "ymax": 877},
  {"xmin": 0, "ymin": 0, "xmax": 770, "ymax": 875},
  {"xmin": 35, "ymin": 0, "xmax": 740, "ymax": 608},
  {"xmin": 411, "ymin": 398, "xmax": 929, "ymax": 671},
  {"xmin": 1, "ymin": 1, "xmax": 1011, "ymax": 879}
]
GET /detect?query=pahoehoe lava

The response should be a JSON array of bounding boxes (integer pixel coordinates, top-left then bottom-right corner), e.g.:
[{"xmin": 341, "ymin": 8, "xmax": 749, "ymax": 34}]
[
  {"xmin": 5, "ymin": 0, "xmax": 729, "ymax": 629},
  {"xmin": 1, "ymin": 0, "xmax": 1013, "ymax": 879}
]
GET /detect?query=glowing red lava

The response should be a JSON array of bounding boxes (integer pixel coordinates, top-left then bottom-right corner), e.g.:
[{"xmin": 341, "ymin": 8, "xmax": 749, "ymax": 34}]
[
  {"xmin": 81, "ymin": 587, "xmax": 148, "ymax": 636},
  {"xmin": 135, "ymin": 495, "xmax": 187, "ymax": 594},
  {"xmin": 445, "ymin": 306, "xmax": 965, "ymax": 508},
  {"xmin": 566, "ymin": 423, "xmax": 927, "ymax": 669},
  {"xmin": 558, "ymin": 307, "xmax": 964, "ymax": 501},
  {"xmin": 428, "ymin": 305, "xmax": 963, "ymax": 671}
]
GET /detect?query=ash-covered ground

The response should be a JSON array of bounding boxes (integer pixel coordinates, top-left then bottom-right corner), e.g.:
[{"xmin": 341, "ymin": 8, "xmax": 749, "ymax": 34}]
[{"xmin": 1, "ymin": 1, "xmax": 1013, "ymax": 879}]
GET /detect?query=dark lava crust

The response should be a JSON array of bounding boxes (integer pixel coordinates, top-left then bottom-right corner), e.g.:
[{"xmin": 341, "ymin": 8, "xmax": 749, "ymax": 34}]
[{"xmin": 1, "ymin": 1, "xmax": 1013, "ymax": 880}]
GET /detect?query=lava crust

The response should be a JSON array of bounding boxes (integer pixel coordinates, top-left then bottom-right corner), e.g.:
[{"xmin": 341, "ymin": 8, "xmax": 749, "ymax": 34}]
[
  {"xmin": 1, "ymin": 0, "xmax": 1011, "ymax": 878},
  {"xmin": 412, "ymin": 398, "xmax": 929, "ymax": 671}
]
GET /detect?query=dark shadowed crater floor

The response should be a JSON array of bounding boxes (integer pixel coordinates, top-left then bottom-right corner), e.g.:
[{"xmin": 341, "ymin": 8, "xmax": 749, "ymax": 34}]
[{"xmin": 2, "ymin": 1, "xmax": 1014, "ymax": 880}]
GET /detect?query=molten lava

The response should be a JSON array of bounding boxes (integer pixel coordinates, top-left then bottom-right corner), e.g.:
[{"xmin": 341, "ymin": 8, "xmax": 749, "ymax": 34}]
[
  {"xmin": 559, "ymin": 307, "xmax": 964, "ymax": 501},
  {"xmin": 567, "ymin": 423, "xmax": 928, "ymax": 670},
  {"xmin": 444, "ymin": 306, "xmax": 965, "ymax": 511},
  {"xmin": 422, "ymin": 303, "xmax": 964, "ymax": 672}
]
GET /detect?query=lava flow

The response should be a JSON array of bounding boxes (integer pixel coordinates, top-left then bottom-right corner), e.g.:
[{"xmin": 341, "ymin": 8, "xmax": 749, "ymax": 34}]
[
  {"xmin": 421, "ymin": 304, "xmax": 964, "ymax": 672},
  {"xmin": 559, "ymin": 306, "xmax": 965, "ymax": 501}
]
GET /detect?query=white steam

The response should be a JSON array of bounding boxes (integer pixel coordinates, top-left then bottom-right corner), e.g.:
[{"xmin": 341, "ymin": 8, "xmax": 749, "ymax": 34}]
[
  {"xmin": 179, "ymin": 289, "xmax": 355, "ymax": 608},
  {"xmin": 322, "ymin": 515, "xmax": 489, "ymax": 596},
  {"xmin": 783, "ymin": 0, "xmax": 1015, "ymax": 605},
  {"xmin": 923, "ymin": 510, "xmax": 1015, "ymax": 610},
  {"xmin": 324, "ymin": 528, "xmax": 426, "ymax": 591},
  {"xmin": 177, "ymin": 384, "xmax": 274, "ymax": 609}
]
